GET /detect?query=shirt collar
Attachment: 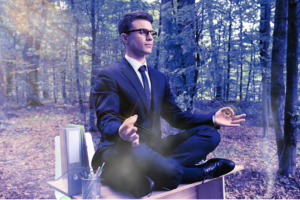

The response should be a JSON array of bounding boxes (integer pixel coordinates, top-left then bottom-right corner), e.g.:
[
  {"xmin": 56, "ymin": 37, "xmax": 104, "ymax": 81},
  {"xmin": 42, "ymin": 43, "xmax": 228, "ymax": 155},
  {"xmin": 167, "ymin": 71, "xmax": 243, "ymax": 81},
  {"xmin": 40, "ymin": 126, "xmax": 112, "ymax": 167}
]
[{"xmin": 125, "ymin": 55, "xmax": 148, "ymax": 71}]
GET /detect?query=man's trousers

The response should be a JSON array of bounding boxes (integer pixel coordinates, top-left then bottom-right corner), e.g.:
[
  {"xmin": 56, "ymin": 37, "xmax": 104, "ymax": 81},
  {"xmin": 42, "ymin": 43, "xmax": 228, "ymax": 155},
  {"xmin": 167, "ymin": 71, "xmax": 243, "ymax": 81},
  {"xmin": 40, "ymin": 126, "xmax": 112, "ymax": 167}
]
[{"xmin": 92, "ymin": 125, "xmax": 221, "ymax": 191}]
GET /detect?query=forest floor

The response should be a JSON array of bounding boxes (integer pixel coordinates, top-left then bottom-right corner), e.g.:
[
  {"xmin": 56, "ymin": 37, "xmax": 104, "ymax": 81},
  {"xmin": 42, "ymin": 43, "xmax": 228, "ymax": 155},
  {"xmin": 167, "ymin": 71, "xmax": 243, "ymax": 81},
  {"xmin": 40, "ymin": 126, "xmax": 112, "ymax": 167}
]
[{"xmin": 0, "ymin": 99, "xmax": 300, "ymax": 199}]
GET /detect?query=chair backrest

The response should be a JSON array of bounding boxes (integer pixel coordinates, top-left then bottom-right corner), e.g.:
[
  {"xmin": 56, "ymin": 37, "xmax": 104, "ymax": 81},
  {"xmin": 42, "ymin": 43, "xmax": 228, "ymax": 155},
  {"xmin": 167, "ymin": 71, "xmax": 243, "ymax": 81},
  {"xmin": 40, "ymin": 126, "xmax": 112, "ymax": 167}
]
[{"xmin": 85, "ymin": 133, "xmax": 96, "ymax": 168}]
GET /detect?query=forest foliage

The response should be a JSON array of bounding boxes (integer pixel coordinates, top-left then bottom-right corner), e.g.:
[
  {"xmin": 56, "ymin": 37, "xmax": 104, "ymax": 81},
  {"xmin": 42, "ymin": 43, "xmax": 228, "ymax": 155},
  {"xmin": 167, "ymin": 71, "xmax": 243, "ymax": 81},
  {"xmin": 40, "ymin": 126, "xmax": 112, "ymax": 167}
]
[
  {"xmin": 0, "ymin": 0, "xmax": 280, "ymax": 114},
  {"xmin": 1, "ymin": 0, "xmax": 300, "ymax": 178}
]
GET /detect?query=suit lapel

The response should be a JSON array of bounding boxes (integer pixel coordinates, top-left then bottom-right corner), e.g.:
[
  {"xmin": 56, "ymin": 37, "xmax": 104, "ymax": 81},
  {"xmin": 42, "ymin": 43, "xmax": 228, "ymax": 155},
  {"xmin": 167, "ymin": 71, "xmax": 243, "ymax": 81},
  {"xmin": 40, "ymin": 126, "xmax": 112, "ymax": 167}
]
[{"xmin": 119, "ymin": 58, "xmax": 150, "ymax": 117}]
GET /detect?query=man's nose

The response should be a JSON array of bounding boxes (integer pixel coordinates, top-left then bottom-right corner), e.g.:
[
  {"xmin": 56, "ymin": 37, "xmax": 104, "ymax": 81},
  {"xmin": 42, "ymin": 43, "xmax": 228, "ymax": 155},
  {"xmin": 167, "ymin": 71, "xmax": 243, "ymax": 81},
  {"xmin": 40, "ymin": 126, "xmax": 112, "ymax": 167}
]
[{"xmin": 146, "ymin": 33, "xmax": 153, "ymax": 40}]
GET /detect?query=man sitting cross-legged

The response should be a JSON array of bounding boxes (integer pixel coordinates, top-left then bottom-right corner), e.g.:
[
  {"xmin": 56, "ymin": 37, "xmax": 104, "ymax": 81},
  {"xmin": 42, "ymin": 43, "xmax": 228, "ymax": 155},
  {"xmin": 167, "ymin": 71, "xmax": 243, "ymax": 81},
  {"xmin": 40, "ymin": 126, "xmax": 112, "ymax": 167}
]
[{"xmin": 91, "ymin": 10, "xmax": 246, "ymax": 198}]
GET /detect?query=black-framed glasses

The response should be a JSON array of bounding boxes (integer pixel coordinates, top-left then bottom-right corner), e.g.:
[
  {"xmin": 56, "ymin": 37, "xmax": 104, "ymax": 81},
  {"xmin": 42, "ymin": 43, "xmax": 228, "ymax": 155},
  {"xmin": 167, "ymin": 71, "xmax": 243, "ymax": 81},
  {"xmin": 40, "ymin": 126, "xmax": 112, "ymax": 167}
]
[{"xmin": 123, "ymin": 29, "xmax": 157, "ymax": 37}]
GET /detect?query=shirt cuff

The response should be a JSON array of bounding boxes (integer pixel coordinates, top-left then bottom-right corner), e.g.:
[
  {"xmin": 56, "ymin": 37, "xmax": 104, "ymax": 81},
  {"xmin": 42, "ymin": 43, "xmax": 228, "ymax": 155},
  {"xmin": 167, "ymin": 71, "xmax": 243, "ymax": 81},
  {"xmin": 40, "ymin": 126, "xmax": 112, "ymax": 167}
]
[{"xmin": 211, "ymin": 114, "xmax": 220, "ymax": 129}]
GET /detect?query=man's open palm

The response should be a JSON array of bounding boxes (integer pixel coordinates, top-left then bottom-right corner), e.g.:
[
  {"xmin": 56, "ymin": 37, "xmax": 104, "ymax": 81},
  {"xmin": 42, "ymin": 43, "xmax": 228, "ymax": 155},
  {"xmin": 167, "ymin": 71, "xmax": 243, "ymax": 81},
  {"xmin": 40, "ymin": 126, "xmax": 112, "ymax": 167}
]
[{"xmin": 214, "ymin": 107, "xmax": 246, "ymax": 127}]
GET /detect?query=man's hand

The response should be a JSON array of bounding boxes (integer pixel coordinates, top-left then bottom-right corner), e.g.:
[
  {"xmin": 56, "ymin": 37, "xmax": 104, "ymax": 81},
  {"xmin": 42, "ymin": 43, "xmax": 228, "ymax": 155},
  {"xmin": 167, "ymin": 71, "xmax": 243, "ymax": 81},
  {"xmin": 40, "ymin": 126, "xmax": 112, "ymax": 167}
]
[
  {"xmin": 214, "ymin": 107, "xmax": 246, "ymax": 127},
  {"xmin": 118, "ymin": 115, "xmax": 139, "ymax": 147}
]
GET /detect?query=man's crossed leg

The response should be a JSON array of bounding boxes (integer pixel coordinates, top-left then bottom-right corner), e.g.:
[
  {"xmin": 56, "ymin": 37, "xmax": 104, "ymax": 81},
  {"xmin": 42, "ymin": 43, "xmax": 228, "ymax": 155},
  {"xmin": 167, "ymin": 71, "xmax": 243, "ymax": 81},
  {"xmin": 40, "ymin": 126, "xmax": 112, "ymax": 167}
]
[{"xmin": 92, "ymin": 125, "xmax": 234, "ymax": 197}]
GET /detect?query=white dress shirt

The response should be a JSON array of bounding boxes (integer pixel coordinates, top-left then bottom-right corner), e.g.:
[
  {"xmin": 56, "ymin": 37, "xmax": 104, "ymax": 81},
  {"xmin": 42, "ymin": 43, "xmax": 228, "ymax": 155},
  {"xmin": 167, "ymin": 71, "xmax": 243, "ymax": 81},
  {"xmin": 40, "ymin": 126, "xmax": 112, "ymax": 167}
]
[
  {"xmin": 124, "ymin": 55, "xmax": 216, "ymax": 124},
  {"xmin": 125, "ymin": 55, "xmax": 152, "ymax": 93}
]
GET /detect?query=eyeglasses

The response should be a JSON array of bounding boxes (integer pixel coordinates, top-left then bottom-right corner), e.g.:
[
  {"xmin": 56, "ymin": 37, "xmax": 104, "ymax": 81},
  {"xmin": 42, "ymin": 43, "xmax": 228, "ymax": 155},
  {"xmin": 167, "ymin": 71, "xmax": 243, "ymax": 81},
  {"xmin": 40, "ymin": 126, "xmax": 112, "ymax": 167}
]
[{"xmin": 123, "ymin": 29, "xmax": 157, "ymax": 37}]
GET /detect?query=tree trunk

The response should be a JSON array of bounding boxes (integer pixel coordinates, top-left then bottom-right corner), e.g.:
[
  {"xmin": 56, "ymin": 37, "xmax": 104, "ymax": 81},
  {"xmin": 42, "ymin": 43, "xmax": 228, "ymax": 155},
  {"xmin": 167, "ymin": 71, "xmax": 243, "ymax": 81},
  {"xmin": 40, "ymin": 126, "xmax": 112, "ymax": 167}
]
[
  {"xmin": 81, "ymin": 37, "xmax": 86, "ymax": 101},
  {"xmin": 52, "ymin": 66, "xmax": 57, "ymax": 103},
  {"xmin": 260, "ymin": 3, "xmax": 271, "ymax": 137},
  {"xmin": 262, "ymin": 75, "xmax": 269, "ymax": 136},
  {"xmin": 61, "ymin": 37, "xmax": 69, "ymax": 105},
  {"xmin": 252, "ymin": 31, "xmax": 256, "ymax": 101},
  {"xmin": 23, "ymin": 0, "xmax": 45, "ymax": 106},
  {"xmin": 161, "ymin": 0, "xmax": 172, "ymax": 69},
  {"xmin": 196, "ymin": 4, "xmax": 204, "ymax": 101},
  {"xmin": 245, "ymin": 57, "xmax": 252, "ymax": 102},
  {"xmin": 161, "ymin": 0, "xmax": 197, "ymax": 113},
  {"xmin": 75, "ymin": 16, "xmax": 85, "ymax": 120},
  {"xmin": 71, "ymin": 0, "xmax": 86, "ymax": 125},
  {"xmin": 61, "ymin": 64, "xmax": 67, "ymax": 104},
  {"xmin": 281, "ymin": 0, "xmax": 299, "ymax": 176},
  {"xmin": 208, "ymin": 3, "xmax": 221, "ymax": 100},
  {"xmin": 42, "ymin": 60, "xmax": 49, "ymax": 99},
  {"xmin": 198, "ymin": 2, "xmax": 205, "ymax": 101},
  {"xmin": 13, "ymin": 33, "xmax": 19, "ymax": 103},
  {"xmin": 41, "ymin": 0, "xmax": 48, "ymax": 100},
  {"xmin": 270, "ymin": 0, "xmax": 287, "ymax": 174},
  {"xmin": 218, "ymin": 24, "xmax": 223, "ymax": 99},
  {"xmin": 154, "ymin": 2, "xmax": 162, "ymax": 70},
  {"xmin": 222, "ymin": 24, "xmax": 226, "ymax": 100},
  {"xmin": 15, "ymin": 73, "xmax": 19, "ymax": 103},
  {"xmin": 23, "ymin": 37, "xmax": 43, "ymax": 106},
  {"xmin": 226, "ymin": 1, "xmax": 232, "ymax": 101},
  {"xmin": 5, "ymin": 33, "xmax": 16, "ymax": 101},
  {"xmin": 239, "ymin": 5, "xmax": 243, "ymax": 101},
  {"xmin": 89, "ymin": 0, "xmax": 98, "ymax": 131},
  {"xmin": 0, "ymin": 38, "xmax": 7, "ymax": 121},
  {"xmin": 6, "ymin": 62, "xmax": 13, "ymax": 100},
  {"xmin": 253, "ymin": 55, "xmax": 255, "ymax": 101},
  {"xmin": 236, "ymin": 65, "xmax": 239, "ymax": 100},
  {"xmin": 245, "ymin": 36, "xmax": 254, "ymax": 102},
  {"xmin": 177, "ymin": 0, "xmax": 197, "ymax": 113}
]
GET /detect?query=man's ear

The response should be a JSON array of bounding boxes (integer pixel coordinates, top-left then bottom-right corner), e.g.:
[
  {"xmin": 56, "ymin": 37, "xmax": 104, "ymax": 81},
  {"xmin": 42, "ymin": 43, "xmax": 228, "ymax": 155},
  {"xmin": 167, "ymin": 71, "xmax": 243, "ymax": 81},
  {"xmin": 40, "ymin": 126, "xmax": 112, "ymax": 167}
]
[{"xmin": 120, "ymin": 33, "xmax": 129, "ymax": 45}]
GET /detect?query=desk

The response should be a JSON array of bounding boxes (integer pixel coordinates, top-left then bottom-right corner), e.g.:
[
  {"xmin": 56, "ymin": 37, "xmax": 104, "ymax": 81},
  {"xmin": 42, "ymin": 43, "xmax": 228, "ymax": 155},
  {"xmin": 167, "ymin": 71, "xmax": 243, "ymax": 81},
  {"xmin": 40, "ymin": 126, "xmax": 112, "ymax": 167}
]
[{"xmin": 47, "ymin": 165, "xmax": 244, "ymax": 199}]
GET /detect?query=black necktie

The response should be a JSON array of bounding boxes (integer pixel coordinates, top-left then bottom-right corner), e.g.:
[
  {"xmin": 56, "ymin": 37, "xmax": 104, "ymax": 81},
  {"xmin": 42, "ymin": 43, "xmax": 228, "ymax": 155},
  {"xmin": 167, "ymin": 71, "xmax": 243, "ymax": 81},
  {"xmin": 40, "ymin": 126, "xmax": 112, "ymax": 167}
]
[{"xmin": 139, "ymin": 65, "xmax": 151, "ymax": 111}]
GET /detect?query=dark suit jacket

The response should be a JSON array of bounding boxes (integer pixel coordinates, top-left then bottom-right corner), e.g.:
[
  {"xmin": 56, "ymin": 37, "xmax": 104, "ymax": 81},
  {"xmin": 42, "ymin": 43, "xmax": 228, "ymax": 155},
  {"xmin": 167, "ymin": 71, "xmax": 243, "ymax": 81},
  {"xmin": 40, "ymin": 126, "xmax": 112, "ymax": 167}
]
[{"xmin": 92, "ymin": 58, "xmax": 217, "ymax": 154}]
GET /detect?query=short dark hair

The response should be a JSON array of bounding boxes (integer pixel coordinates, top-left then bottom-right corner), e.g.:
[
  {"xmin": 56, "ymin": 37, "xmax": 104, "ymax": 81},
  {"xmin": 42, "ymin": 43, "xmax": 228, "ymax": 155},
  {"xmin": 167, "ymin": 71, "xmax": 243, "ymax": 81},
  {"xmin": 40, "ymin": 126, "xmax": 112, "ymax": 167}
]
[{"xmin": 117, "ymin": 11, "xmax": 153, "ymax": 35}]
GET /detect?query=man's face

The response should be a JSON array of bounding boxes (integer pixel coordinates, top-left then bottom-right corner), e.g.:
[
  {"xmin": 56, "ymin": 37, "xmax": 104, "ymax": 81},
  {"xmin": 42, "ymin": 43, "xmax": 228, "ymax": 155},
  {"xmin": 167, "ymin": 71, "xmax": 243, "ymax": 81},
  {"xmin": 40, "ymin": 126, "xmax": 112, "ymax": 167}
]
[{"xmin": 123, "ymin": 19, "xmax": 154, "ymax": 58}]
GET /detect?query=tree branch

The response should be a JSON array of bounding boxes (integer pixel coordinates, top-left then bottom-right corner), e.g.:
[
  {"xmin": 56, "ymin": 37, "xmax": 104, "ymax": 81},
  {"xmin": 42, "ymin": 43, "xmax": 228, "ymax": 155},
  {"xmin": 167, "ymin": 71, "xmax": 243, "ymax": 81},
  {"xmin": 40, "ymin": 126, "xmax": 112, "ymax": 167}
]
[
  {"xmin": 288, "ymin": 9, "xmax": 300, "ymax": 26},
  {"xmin": 84, "ymin": 0, "xmax": 92, "ymax": 24}
]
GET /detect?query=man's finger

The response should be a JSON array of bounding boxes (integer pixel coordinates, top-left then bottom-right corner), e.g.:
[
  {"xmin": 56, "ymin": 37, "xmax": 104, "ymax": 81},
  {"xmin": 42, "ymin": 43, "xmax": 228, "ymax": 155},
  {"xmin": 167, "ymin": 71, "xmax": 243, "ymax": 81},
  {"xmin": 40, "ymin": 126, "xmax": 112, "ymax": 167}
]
[
  {"xmin": 231, "ymin": 119, "xmax": 245, "ymax": 124},
  {"xmin": 231, "ymin": 124, "xmax": 240, "ymax": 127},
  {"xmin": 119, "ymin": 123, "xmax": 130, "ymax": 136},
  {"xmin": 236, "ymin": 114, "xmax": 246, "ymax": 119},
  {"xmin": 228, "ymin": 107, "xmax": 235, "ymax": 117},
  {"xmin": 123, "ymin": 127, "xmax": 138, "ymax": 140},
  {"xmin": 123, "ymin": 114, "xmax": 137, "ymax": 122},
  {"xmin": 127, "ymin": 126, "xmax": 138, "ymax": 137},
  {"xmin": 231, "ymin": 114, "xmax": 246, "ymax": 120},
  {"xmin": 120, "ymin": 115, "xmax": 138, "ymax": 133},
  {"xmin": 224, "ymin": 123, "xmax": 240, "ymax": 127},
  {"xmin": 128, "ymin": 133, "xmax": 139, "ymax": 143},
  {"xmin": 132, "ymin": 138, "xmax": 139, "ymax": 147},
  {"xmin": 130, "ymin": 114, "xmax": 138, "ymax": 123},
  {"xmin": 222, "ymin": 107, "xmax": 233, "ymax": 116}
]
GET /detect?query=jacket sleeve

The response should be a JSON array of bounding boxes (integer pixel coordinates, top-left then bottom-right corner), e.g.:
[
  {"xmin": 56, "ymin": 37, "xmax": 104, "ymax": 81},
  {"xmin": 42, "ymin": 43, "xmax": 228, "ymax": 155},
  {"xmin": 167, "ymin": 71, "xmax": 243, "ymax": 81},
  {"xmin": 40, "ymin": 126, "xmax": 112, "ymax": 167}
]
[
  {"xmin": 160, "ymin": 75, "xmax": 220, "ymax": 130},
  {"xmin": 92, "ymin": 69, "xmax": 122, "ymax": 142}
]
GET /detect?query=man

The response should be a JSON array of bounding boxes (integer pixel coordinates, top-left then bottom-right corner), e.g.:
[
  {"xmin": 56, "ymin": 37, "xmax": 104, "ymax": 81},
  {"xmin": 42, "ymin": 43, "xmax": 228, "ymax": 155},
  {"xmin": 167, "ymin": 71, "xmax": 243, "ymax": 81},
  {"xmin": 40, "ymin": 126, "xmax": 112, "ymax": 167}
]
[{"xmin": 91, "ymin": 11, "xmax": 246, "ymax": 198}]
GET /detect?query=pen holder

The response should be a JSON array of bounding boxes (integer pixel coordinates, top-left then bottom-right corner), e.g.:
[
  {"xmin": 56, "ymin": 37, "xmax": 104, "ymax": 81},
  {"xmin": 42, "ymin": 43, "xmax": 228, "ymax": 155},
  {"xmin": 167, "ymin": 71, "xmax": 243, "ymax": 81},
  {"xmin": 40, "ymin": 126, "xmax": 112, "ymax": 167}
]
[{"xmin": 81, "ymin": 174, "xmax": 101, "ymax": 199}]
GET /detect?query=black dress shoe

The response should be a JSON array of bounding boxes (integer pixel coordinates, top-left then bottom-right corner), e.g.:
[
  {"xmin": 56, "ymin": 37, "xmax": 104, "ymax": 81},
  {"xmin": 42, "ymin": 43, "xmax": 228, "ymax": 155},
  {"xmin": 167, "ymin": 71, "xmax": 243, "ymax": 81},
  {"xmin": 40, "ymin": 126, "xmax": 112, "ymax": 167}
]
[
  {"xmin": 130, "ymin": 176, "xmax": 155, "ymax": 198},
  {"xmin": 197, "ymin": 158, "xmax": 235, "ymax": 180}
]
